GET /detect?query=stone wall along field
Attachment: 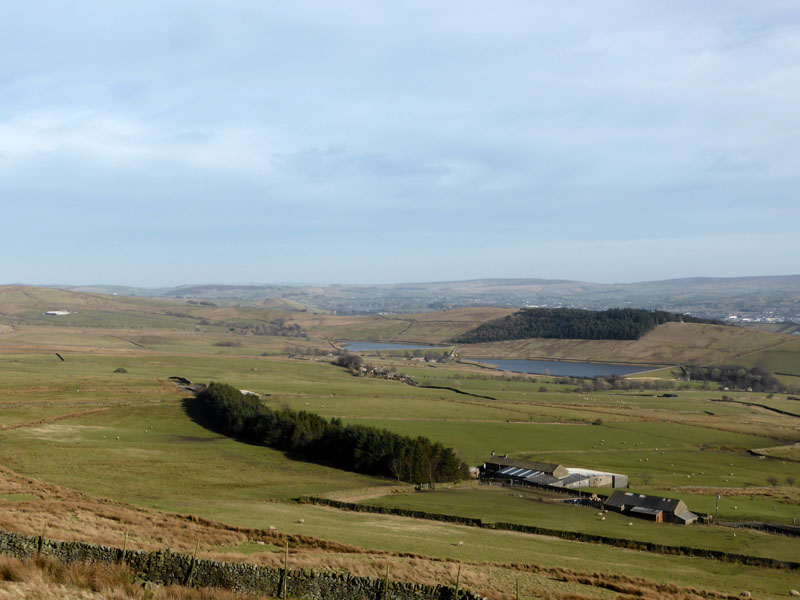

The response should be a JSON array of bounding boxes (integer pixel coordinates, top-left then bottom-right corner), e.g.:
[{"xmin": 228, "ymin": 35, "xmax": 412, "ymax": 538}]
[{"xmin": 0, "ymin": 529, "xmax": 486, "ymax": 600}]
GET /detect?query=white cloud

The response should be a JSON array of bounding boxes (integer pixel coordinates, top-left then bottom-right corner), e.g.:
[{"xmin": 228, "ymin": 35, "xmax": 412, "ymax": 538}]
[
  {"xmin": 0, "ymin": 1, "xmax": 798, "ymax": 283},
  {"xmin": 0, "ymin": 110, "xmax": 282, "ymax": 175}
]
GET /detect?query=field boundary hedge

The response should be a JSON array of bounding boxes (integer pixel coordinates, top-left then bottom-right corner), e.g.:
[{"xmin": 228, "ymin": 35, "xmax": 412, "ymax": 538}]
[{"xmin": 299, "ymin": 496, "xmax": 800, "ymax": 571}]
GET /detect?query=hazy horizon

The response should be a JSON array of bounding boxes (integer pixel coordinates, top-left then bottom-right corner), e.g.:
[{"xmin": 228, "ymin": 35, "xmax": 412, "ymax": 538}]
[
  {"xmin": 3, "ymin": 2, "xmax": 799, "ymax": 286},
  {"xmin": 6, "ymin": 272, "xmax": 800, "ymax": 291}
]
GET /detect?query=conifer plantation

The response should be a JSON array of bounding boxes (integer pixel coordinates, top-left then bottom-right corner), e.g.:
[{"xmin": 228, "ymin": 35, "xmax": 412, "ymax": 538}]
[
  {"xmin": 455, "ymin": 307, "xmax": 721, "ymax": 343},
  {"xmin": 195, "ymin": 382, "xmax": 468, "ymax": 484}
]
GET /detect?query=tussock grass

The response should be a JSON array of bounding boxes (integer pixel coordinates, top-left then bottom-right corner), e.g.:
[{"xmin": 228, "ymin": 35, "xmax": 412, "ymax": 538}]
[{"xmin": 0, "ymin": 556, "xmax": 258, "ymax": 599}]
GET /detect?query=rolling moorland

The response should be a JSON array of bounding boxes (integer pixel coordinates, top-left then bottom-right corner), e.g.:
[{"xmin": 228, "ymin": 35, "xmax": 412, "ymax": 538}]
[
  {"xmin": 55, "ymin": 274, "xmax": 800, "ymax": 320},
  {"xmin": 1, "ymin": 285, "xmax": 800, "ymax": 599}
]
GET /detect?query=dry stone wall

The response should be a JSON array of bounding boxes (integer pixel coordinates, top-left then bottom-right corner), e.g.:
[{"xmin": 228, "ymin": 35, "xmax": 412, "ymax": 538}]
[
  {"xmin": 0, "ymin": 529, "xmax": 485, "ymax": 600},
  {"xmin": 301, "ymin": 496, "xmax": 800, "ymax": 571}
]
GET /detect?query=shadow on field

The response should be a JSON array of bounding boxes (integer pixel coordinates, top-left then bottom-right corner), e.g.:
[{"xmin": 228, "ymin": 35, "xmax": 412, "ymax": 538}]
[
  {"xmin": 182, "ymin": 395, "xmax": 258, "ymax": 446},
  {"xmin": 180, "ymin": 396, "xmax": 346, "ymax": 470},
  {"xmin": 182, "ymin": 396, "xmax": 217, "ymax": 433}
]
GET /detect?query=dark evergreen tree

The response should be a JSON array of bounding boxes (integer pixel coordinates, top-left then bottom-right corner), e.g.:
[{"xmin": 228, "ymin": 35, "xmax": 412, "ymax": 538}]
[
  {"xmin": 454, "ymin": 307, "xmax": 722, "ymax": 343},
  {"xmin": 195, "ymin": 382, "xmax": 468, "ymax": 483}
]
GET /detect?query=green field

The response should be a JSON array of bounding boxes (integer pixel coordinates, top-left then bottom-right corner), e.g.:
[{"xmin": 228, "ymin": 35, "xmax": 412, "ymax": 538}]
[
  {"xmin": 365, "ymin": 486, "xmax": 800, "ymax": 562},
  {"xmin": 1, "ymin": 287, "xmax": 800, "ymax": 599}
]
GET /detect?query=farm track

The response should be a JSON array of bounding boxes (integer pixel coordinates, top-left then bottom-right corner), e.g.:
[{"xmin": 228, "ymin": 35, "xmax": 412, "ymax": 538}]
[
  {"xmin": 380, "ymin": 315, "xmax": 414, "ymax": 339},
  {"xmin": 107, "ymin": 335, "xmax": 151, "ymax": 350},
  {"xmin": 0, "ymin": 407, "xmax": 111, "ymax": 431},
  {"xmin": 732, "ymin": 338, "xmax": 796, "ymax": 361},
  {"xmin": 526, "ymin": 401, "xmax": 798, "ymax": 441},
  {"xmin": 332, "ymin": 415, "xmax": 588, "ymax": 425}
]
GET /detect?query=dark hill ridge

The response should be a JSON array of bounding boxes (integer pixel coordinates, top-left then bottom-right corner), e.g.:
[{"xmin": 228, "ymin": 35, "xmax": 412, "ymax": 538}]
[{"xmin": 453, "ymin": 308, "xmax": 722, "ymax": 343}]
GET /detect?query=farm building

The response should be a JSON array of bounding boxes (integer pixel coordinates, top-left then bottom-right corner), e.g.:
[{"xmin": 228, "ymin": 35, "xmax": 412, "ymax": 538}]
[
  {"xmin": 558, "ymin": 467, "xmax": 628, "ymax": 489},
  {"xmin": 43, "ymin": 310, "xmax": 70, "ymax": 316},
  {"xmin": 480, "ymin": 456, "xmax": 628, "ymax": 489},
  {"xmin": 605, "ymin": 491, "xmax": 698, "ymax": 524}
]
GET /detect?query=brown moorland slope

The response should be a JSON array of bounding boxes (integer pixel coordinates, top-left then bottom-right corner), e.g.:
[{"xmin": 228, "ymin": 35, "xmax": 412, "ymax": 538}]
[{"xmin": 457, "ymin": 322, "xmax": 798, "ymax": 366}]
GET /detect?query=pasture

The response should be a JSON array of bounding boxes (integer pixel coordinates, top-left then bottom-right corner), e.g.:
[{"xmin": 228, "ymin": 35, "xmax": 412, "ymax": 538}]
[
  {"xmin": 1, "ymin": 290, "xmax": 799, "ymax": 599},
  {"xmin": 365, "ymin": 485, "xmax": 800, "ymax": 562}
]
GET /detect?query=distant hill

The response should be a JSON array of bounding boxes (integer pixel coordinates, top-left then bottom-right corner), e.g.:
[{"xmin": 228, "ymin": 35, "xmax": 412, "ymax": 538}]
[
  {"xmin": 2, "ymin": 285, "xmax": 799, "ymax": 372},
  {"xmin": 46, "ymin": 274, "xmax": 800, "ymax": 318},
  {"xmin": 453, "ymin": 308, "xmax": 722, "ymax": 343},
  {"xmin": 0, "ymin": 285, "xmax": 310, "ymax": 332}
]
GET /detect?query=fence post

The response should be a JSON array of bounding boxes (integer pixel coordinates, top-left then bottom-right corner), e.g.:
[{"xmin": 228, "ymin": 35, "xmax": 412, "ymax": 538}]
[
  {"xmin": 281, "ymin": 540, "xmax": 289, "ymax": 599},
  {"xmin": 185, "ymin": 539, "xmax": 200, "ymax": 586},
  {"xmin": 454, "ymin": 564, "xmax": 461, "ymax": 600},
  {"xmin": 383, "ymin": 563, "xmax": 390, "ymax": 599},
  {"xmin": 119, "ymin": 531, "xmax": 128, "ymax": 563},
  {"xmin": 37, "ymin": 523, "xmax": 47, "ymax": 555}
]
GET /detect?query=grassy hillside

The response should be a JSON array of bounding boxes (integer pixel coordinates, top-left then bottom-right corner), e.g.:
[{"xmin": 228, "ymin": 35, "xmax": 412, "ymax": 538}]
[
  {"xmin": 57, "ymin": 274, "xmax": 800, "ymax": 316},
  {"xmin": 0, "ymin": 285, "xmax": 311, "ymax": 331},
  {"xmin": 457, "ymin": 322, "xmax": 799, "ymax": 367},
  {"xmin": 2, "ymin": 286, "xmax": 800, "ymax": 599},
  {"xmin": 1, "ymin": 347, "xmax": 798, "ymax": 598},
  {"xmin": 4, "ymin": 286, "xmax": 798, "ymax": 368}
]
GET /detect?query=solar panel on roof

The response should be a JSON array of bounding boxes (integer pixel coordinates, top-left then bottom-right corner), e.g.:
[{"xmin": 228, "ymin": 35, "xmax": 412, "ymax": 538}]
[{"xmin": 631, "ymin": 507, "xmax": 661, "ymax": 516}]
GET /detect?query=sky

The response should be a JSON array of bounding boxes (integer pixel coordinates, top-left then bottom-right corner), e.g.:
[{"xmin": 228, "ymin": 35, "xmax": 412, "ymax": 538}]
[{"xmin": 1, "ymin": 1, "xmax": 799, "ymax": 286}]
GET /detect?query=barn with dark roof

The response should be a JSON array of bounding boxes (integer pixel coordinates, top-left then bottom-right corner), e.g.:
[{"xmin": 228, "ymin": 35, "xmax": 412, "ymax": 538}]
[{"xmin": 605, "ymin": 491, "xmax": 698, "ymax": 524}]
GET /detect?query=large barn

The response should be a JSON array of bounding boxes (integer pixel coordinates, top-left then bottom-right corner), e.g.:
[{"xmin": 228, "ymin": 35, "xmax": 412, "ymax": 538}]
[
  {"xmin": 480, "ymin": 455, "xmax": 628, "ymax": 489},
  {"xmin": 605, "ymin": 491, "xmax": 698, "ymax": 524}
]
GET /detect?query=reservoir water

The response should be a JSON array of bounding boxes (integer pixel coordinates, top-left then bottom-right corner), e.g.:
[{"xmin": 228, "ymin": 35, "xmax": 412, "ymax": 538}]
[
  {"xmin": 342, "ymin": 341, "xmax": 659, "ymax": 377},
  {"xmin": 469, "ymin": 358, "xmax": 656, "ymax": 378}
]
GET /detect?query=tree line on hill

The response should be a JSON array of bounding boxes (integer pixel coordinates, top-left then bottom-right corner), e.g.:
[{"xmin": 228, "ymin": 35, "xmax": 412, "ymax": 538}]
[
  {"xmin": 453, "ymin": 308, "xmax": 721, "ymax": 343},
  {"xmin": 574, "ymin": 374, "xmax": 687, "ymax": 392},
  {"xmin": 335, "ymin": 352, "xmax": 364, "ymax": 373},
  {"xmin": 231, "ymin": 317, "xmax": 306, "ymax": 337},
  {"xmin": 679, "ymin": 365, "xmax": 788, "ymax": 393},
  {"xmin": 194, "ymin": 382, "xmax": 467, "ymax": 484}
]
